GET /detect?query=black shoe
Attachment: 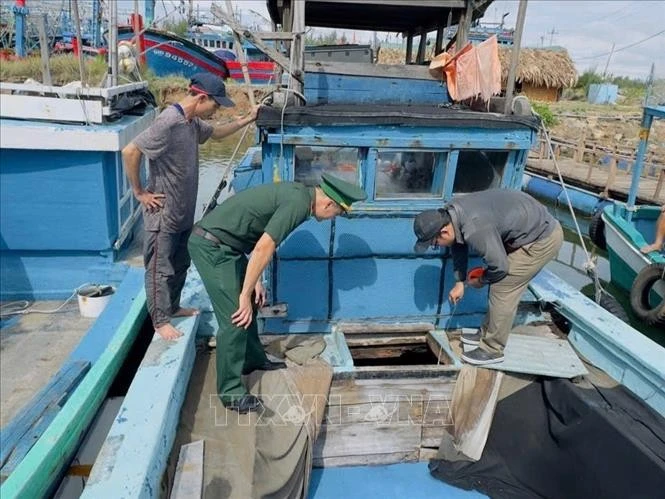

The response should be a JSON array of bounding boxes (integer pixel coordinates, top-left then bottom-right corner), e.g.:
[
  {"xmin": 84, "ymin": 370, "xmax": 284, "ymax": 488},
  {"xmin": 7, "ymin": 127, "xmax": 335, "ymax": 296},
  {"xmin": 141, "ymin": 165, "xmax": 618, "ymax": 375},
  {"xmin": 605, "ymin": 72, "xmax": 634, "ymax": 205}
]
[
  {"xmin": 460, "ymin": 329, "xmax": 481, "ymax": 346},
  {"xmin": 242, "ymin": 360, "xmax": 287, "ymax": 375},
  {"xmin": 223, "ymin": 394, "xmax": 263, "ymax": 413},
  {"xmin": 461, "ymin": 348, "xmax": 504, "ymax": 365}
]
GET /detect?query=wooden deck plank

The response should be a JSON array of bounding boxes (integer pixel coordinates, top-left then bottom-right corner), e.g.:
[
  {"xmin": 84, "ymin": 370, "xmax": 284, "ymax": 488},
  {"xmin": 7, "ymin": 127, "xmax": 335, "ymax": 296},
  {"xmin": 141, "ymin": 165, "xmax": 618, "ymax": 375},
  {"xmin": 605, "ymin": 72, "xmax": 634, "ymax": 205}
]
[
  {"xmin": 82, "ymin": 312, "xmax": 200, "ymax": 499},
  {"xmin": 0, "ymin": 360, "xmax": 90, "ymax": 475},
  {"xmin": 170, "ymin": 440, "xmax": 204, "ymax": 499}
]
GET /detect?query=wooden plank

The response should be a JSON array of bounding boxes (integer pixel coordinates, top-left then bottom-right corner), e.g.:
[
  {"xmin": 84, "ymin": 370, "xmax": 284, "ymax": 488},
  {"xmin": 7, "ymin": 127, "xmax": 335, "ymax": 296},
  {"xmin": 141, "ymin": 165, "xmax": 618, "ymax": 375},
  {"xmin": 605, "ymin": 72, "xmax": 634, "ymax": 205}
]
[
  {"xmin": 450, "ymin": 366, "xmax": 503, "ymax": 461},
  {"xmin": 0, "ymin": 360, "xmax": 90, "ymax": 474},
  {"xmin": 349, "ymin": 345, "xmax": 422, "ymax": 359},
  {"xmin": 36, "ymin": 15, "xmax": 52, "ymax": 86},
  {"xmin": 82, "ymin": 310, "xmax": 200, "ymax": 499},
  {"xmin": 345, "ymin": 334, "xmax": 427, "ymax": 347},
  {"xmin": 324, "ymin": 399, "xmax": 423, "ymax": 426},
  {"xmin": 339, "ymin": 322, "xmax": 434, "ymax": 334},
  {"xmin": 0, "ymin": 269, "xmax": 147, "ymax": 499},
  {"xmin": 314, "ymin": 423, "xmax": 421, "ymax": 458},
  {"xmin": 0, "ymin": 82, "xmax": 147, "ymax": 100},
  {"xmin": 170, "ymin": 440, "xmax": 204, "ymax": 499},
  {"xmin": 305, "ymin": 61, "xmax": 438, "ymax": 80},
  {"xmin": 313, "ymin": 450, "xmax": 419, "ymax": 468},
  {"xmin": 0, "ymin": 95, "xmax": 103, "ymax": 123},
  {"xmin": 338, "ymin": 364, "xmax": 460, "ymax": 380}
]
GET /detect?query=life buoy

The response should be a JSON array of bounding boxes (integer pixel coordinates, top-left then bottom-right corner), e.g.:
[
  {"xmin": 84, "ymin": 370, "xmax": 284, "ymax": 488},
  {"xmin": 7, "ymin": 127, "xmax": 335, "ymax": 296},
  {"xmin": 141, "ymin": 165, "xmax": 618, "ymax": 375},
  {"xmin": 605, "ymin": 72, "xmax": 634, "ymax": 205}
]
[
  {"xmin": 588, "ymin": 210, "xmax": 606, "ymax": 250},
  {"xmin": 629, "ymin": 263, "xmax": 665, "ymax": 326}
]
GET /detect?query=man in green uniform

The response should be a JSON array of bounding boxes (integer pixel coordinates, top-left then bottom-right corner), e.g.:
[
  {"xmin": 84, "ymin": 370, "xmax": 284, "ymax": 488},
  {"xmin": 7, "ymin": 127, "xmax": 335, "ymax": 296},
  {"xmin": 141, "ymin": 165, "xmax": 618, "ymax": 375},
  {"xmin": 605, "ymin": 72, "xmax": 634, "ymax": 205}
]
[{"xmin": 188, "ymin": 173, "xmax": 366, "ymax": 413}]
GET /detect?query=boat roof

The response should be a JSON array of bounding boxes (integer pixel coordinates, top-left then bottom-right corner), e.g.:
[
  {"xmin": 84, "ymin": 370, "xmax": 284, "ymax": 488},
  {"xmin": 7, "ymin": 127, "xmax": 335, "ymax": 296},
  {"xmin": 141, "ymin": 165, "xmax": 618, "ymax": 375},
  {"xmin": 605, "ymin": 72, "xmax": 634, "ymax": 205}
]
[
  {"xmin": 257, "ymin": 104, "xmax": 539, "ymax": 130},
  {"xmin": 266, "ymin": 0, "xmax": 493, "ymax": 33}
]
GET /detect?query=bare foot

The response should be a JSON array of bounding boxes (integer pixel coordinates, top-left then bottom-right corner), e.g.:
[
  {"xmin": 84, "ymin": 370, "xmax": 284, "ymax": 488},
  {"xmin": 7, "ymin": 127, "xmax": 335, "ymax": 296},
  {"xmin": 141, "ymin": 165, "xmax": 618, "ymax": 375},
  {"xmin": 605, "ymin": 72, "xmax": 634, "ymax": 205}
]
[
  {"xmin": 641, "ymin": 243, "xmax": 663, "ymax": 254},
  {"xmin": 173, "ymin": 307, "xmax": 200, "ymax": 317},
  {"xmin": 155, "ymin": 323, "xmax": 183, "ymax": 340}
]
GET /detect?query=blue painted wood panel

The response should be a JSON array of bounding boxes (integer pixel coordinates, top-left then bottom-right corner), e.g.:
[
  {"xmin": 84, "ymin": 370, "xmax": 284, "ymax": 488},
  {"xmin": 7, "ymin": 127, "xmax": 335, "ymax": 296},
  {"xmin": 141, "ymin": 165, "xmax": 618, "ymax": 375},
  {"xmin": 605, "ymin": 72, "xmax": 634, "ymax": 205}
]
[
  {"xmin": 0, "ymin": 252, "xmax": 126, "ymax": 301},
  {"xmin": 278, "ymin": 220, "xmax": 331, "ymax": 258},
  {"xmin": 272, "ymin": 260, "xmax": 329, "ymax": 323},
  {"xmin": 266, "ymin": 126, "xmax": 535, "ymax": 150},
  {"xmin": 304, "ymin": 73, "xmax": 449, "ymax": 106},
  {"xmin": 334, "ymin": 216, "xmax": 419, "ymax": 257},
  {"xmin": 0, "ymin": 149, "xmax": 119, "ymax": 251},
  {"xmin": 331, "ymin": 258, "xmax": 441, "ymax": 320}
]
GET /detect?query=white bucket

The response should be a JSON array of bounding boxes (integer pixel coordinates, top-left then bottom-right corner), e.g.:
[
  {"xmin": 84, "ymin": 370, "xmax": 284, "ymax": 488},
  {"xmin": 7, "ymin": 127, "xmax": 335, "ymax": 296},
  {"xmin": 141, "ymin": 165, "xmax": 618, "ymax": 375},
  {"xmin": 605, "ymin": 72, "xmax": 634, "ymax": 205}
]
[{"xmin": 77, "ymin": 285, "xmax": 115, "ymax": 318}]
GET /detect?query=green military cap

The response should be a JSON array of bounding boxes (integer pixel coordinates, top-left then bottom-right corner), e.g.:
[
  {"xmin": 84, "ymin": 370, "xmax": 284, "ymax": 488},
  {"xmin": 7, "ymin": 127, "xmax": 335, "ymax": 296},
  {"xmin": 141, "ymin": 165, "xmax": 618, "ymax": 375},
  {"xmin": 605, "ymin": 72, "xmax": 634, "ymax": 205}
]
[{"xmin": 319, "ymin": 172, "xmax": 367, "ymax": 211}]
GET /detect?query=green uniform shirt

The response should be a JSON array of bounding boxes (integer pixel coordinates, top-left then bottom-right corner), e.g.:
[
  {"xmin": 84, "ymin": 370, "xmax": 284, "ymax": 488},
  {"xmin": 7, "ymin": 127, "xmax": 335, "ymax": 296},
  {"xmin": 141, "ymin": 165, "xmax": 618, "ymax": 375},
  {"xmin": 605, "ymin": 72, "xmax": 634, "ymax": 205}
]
[{"xmin": 200, "ymin": 183, "xmax": 314, "ymax": 253}]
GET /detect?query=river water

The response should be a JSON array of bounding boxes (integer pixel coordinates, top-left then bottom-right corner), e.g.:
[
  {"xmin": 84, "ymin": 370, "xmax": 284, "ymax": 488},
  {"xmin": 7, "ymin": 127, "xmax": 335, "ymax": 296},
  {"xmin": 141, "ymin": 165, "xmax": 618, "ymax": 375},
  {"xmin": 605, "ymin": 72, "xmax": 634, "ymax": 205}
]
[{"xmin": 198, "ymin": 139, "xmax": 664, "ymax": 347}]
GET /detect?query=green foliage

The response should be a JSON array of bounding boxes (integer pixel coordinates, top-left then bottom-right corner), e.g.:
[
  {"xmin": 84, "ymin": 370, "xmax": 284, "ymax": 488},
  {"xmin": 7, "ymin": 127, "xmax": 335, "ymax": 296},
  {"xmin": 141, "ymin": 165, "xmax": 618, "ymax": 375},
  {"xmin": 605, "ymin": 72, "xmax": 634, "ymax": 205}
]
[
  {"xmin": 0, "ymin": 54, "xmax": 108, "ymax": 85},
  {"xmin": 160, "ymin": 19, "xmax": 189, "ymax": 36},
  {"xmin": 575, "ymin": 69, "xmax": 603, "ymax": 91},
  {"xmin": 531, "ymin": 101, "xmax": 557, "ymax": 128},
  {"xmin": 305, "ymin": 30, "xmax": 339, "ymax": 46}
]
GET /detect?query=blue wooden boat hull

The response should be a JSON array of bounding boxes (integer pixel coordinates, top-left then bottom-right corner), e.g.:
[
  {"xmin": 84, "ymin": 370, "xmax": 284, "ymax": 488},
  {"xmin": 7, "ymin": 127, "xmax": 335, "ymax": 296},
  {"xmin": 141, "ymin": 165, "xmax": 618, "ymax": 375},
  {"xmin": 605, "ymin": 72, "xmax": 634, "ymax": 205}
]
[
  {"xmin": 0, "ymin": 111, "xmax": 154, "ymax": 301},
  {"xmin": 116, "ymin": 27, "xmax": 229, "ymax": 80}
]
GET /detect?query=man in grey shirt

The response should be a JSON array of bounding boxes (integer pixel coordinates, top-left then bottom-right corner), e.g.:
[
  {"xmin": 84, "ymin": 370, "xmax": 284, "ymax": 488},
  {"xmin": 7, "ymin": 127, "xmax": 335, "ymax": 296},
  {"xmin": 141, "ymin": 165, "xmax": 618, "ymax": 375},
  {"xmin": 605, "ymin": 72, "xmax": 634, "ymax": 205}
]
[
  {"xmin": 123, "ymin": 73, "xmax": 259, "ymax": 340},
  {"xmin": 414, "ymin": 189, "xmax": 563, "ymax": 365}
]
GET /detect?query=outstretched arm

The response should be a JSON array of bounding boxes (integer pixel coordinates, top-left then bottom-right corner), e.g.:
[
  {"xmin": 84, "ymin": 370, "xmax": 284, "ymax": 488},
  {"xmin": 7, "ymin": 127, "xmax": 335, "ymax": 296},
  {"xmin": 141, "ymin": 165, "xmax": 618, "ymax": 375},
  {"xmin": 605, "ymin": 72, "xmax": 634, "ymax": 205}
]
[
  {"xmin": 211, "ymin": 105, "xmax": 261, "ymax": 140},
  {"xmin": 231, "ymin": 232, "xmax": 276, "ymax": 329}
]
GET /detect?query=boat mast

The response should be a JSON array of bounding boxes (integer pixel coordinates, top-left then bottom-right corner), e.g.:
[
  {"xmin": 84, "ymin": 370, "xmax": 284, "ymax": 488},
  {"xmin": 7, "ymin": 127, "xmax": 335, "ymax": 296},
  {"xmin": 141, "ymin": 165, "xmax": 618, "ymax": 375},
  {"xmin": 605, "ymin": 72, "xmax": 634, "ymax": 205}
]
[
  {"xmin": 504, "ymin": 0, "xmax": 528, "ymax": 114},
  {"xmin": 145, "ymin": 0, "xmax": 155, "ymax": 27},
  {"xmin": 91, "ymin": 0, "xmax": 102, "ymax": 47},
  {"xmin": 108, "ymin": 0, "xmax": 118, "ymax": 86},
  {"xmin": 13, "ymin": 0, "xmax": 28, "ymax": 58}
]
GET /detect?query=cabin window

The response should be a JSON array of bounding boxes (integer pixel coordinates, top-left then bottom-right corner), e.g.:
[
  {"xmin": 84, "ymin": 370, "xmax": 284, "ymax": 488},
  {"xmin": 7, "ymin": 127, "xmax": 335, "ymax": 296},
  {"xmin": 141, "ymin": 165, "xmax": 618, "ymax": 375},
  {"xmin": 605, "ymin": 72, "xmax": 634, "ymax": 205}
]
[
  {"xmin": 452, "ymin": 150, "xmax": 508, "ymax": 193},
  {"xmin": 216, "ymin": 40, "xmax": 221, "ymax": 48},
  {"xmin": 294, "ymin": 146, "xmax": 360, "ymax": 186},
  {"xmin": 230, "ymin": 42, "xmax": 234, "ymax": 49},
  {"xmin": 374, "ymin": 150, "xmax": 444, "ymax": 199}
]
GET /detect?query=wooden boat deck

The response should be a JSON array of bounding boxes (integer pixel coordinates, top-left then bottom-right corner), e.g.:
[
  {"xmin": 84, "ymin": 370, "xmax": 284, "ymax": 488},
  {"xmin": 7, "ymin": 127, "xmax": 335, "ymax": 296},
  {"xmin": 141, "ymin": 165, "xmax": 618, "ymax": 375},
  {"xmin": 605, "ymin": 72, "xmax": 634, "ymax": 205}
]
[{"xmin": 0, "ymin": 303, "xmax": 94, "ymax": 427}]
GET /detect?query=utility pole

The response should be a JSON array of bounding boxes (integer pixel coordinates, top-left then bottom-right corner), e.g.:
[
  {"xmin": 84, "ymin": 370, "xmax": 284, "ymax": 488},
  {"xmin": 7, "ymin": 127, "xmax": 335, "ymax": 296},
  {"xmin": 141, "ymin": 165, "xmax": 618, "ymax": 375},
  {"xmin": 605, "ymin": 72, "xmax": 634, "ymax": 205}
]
[
  {"xmin": 548, "ymin": 26, "xmax": 558, "ymax": 46},
  {"xmin": 504, "ymin": 0, "xmax": 528, "ymax": 114},
  {"xmin": 602, "ymin": 42, "xmax": 615, "ymax": 79}
]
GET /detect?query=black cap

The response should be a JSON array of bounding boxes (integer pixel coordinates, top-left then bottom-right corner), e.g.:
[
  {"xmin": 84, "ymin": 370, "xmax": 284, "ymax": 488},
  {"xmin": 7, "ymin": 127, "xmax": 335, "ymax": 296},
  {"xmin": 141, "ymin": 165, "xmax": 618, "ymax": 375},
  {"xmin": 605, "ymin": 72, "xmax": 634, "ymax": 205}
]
[
  {"xmin": 413, "ymin": 208, "xmax": 451, "ymax": 253},
  {"xmin": 190, "ymin": 73, "xmax": 235, "ymax": 107}
]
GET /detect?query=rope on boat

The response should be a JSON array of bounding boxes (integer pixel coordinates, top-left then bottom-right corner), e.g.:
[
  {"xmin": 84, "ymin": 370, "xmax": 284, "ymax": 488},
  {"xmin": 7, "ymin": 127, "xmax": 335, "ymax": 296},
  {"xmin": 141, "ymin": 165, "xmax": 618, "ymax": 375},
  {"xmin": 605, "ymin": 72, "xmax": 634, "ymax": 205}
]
[
  {"xmin": 0, "ymin": 283, "xmax": 97, "ymax": 317},
  {"xmin": 438, "ymin": 302, "xmax": 458, "ymax": 366},
  {"xmin": 539, "ymin": 122, "xmax": 608, "ymax": 303}
]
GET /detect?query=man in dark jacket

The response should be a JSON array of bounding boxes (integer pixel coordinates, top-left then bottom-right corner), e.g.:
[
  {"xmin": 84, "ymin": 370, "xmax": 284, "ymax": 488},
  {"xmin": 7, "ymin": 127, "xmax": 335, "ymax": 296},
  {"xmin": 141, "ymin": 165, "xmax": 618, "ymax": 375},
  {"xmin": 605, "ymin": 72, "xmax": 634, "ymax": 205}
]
[{"xmin": 413, "ymin": 189, "xmax": 563, "ymax": 365}]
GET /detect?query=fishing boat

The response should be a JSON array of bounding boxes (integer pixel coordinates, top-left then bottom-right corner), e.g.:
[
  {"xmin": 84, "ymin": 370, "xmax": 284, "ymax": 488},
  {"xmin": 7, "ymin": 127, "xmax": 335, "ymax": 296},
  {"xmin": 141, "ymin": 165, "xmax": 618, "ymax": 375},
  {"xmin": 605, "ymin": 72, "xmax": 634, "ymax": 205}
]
[
  {"xmin": 522, "ymin": 104, "xmax": 665, "ymax": 326},
  {"xmin": 116, "ymin": 25, "xmax": 229, "ymax": 80},
  {"xmin": 599, "ymin": 104, "xmax": 665, "ymax": 325},
  {"xmin": 3, "ymin": 1, "xmax": 664, "ymax": 497}
]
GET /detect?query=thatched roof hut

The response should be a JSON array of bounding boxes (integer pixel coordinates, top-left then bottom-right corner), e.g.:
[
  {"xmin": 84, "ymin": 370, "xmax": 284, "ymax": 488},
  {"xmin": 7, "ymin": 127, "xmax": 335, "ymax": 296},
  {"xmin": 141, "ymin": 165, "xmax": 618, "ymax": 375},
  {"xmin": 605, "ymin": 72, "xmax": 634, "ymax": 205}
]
[{"xmin": 498, "ymin": 47, "xmax": 577, "ymax": 100}]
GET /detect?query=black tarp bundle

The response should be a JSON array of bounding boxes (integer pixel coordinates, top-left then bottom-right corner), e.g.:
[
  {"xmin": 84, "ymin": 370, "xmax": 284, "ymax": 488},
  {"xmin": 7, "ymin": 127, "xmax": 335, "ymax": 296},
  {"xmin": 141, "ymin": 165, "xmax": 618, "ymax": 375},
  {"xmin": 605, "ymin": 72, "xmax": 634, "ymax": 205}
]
[{"xmin": 429, "ymin": 378, "xmax": 665, "ymax": 499}]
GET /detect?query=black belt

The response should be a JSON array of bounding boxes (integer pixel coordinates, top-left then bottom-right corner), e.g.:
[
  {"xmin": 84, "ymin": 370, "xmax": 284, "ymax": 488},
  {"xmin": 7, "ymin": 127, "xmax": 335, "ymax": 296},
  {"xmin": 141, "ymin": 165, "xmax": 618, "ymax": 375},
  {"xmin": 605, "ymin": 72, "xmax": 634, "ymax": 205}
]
[{"xmin": 193, "ymin": 226, "xmax": 223, "ymax": 246}]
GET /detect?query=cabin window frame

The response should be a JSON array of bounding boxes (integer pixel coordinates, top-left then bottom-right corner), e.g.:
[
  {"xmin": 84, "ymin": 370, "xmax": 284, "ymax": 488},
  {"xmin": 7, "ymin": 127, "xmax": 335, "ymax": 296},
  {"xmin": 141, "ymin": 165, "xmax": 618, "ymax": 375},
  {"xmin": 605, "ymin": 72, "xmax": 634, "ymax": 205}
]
[
  {"xmin": 446, "ymin": 149, "xmax": 520, "ymax": 195},
  {"xmin": 288, "ymin": 145, "xmax": 363, "ymax": 188},
  {"xmin": 367, "ymin": 148, "xmax": 448, "ymax": 203}
]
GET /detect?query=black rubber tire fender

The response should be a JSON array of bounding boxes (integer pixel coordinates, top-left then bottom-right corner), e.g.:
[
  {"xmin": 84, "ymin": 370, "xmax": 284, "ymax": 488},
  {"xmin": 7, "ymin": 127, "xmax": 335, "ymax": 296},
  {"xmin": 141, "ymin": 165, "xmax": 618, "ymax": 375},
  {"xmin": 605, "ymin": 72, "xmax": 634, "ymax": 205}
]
[
  {"xmin": 629, "ymin": 263, "xmax": 665, "ymax": 326},
  {"xmin": 598, "ymin": 291, "xmax": 630, "ymax": 324},
  {"xmin": 588, "ymin": 209, "xmax": 607, "ymax": 250}
]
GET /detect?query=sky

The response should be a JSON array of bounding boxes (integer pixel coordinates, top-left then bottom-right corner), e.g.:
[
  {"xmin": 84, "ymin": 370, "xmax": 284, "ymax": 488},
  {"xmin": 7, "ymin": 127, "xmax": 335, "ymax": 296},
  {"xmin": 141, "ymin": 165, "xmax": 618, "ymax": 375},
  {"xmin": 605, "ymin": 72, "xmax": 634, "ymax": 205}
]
[{"xmin": 130, "ymin": 0, "xmax": 665, "ymax": 79}]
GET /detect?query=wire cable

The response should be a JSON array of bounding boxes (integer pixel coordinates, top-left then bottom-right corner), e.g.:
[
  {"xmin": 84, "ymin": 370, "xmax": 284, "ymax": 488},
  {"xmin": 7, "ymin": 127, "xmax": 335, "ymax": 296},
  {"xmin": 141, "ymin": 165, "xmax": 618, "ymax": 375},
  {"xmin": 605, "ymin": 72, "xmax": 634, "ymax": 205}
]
[{"xmin": 574, "ymin": 29, "xmax": 665, "ymax": 61}]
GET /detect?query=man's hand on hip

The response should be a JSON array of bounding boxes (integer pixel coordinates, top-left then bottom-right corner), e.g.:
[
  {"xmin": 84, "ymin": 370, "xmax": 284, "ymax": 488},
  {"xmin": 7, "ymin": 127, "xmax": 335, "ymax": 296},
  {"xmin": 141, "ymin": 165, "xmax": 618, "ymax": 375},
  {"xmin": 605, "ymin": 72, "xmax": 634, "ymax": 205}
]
[{"xmin": 135, "ymin": 190, "xmax": 165, "ymax": 212}]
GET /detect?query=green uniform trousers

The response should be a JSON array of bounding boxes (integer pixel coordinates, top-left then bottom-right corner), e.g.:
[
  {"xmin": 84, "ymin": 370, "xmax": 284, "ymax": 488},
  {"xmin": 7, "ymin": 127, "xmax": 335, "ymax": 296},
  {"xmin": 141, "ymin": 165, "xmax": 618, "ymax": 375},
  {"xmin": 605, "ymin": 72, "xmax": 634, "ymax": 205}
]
[
  {"xmin": 188, "ymin": 234, "xmax": 268, "ymax": 404},
  {"xmin": 480, "ymin": 222, "xmax": 564, "ymax": 354}
]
